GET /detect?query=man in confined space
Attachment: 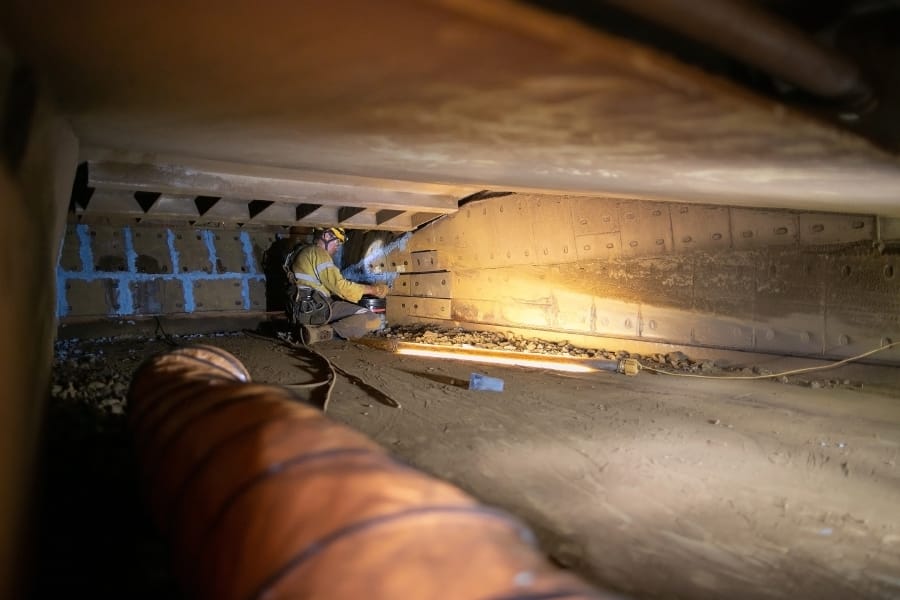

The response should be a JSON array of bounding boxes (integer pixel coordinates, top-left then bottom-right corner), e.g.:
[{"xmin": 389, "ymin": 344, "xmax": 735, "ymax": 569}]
[{"xmin": 284, "ymin": 227, "xmax": 389, "ymax": 342}]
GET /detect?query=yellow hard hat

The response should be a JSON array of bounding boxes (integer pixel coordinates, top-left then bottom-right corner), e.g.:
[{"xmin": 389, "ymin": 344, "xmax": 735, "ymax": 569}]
[
  {"xmin": 318, "ymin": 227, "xmax": 347, "ymax": 243},
  {"xmin": 327, "ymin": 227, "xmax": 347, "ymax": 243}
]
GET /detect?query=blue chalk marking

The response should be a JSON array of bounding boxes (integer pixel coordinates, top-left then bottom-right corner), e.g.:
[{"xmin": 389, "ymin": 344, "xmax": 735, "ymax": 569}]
[
  {"xmin": 77, "ymin": 224, "xmax": 94, "ymax": 272},
  {"xmin": 183, "ymin": 279, "xmax": 195, "ymax": 313},
  {"xmin": 239, "ymin": 231, "xmax": 256, "ymax": 274},
  {"xmin": 123, "ymin": 227, "xmax": 138, "ymax": 272},
  {"xmin": 59, "ymin": 272, "xmax": 266, "ymax": 283},
  {"xmin": 241, "ymin": 278, "xmax": 250, "ymax": 309},
  {"xmin": 116, "ymin": 279, "xmax": 135, "ymax": 315},
  {"xmin": 57, "ymin": 222, "xmax": 270, "ymax": 317},
  {"xmin": 167, "ymin": 229, "xmax": 181, "ymax": 273},
  {"xmin": 56, "ymin": 265, "xmax": 68, "ymax": 317},
  {"xmin": 202, "ymin": 230, "xmax": 218, "ymax": 273}
]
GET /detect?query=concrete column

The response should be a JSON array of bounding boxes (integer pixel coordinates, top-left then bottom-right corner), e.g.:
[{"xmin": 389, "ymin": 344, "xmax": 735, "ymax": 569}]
[{"xmin": 0, "ymin": 48, "xmax": 78, "ymax": 596}]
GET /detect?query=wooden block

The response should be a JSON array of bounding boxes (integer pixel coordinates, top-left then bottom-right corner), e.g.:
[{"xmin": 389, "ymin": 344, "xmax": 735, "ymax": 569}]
[
  {"xmin": 410, "ymin": 250, "xmax": 447, "ymax": 272},
  {"xmin": 211, "ymin": 231, "xmax": 251, "ymax": 273},
  {"xmin": 383, "ymin": 249, "xmax": 412, "ymax": 273},
  {"xmin": 389, "ymin": 296, "xmax": 452, "ymax": 319},
  {"xmin": 412, "ymin": 272, "xmax": 452, "ymax": 298},
  {"xmin": 392, "ymin": 274, "xmax": 414, "ymax": 296},
  {"xmin": 131, "ymin": 227, "xmax": 175, "ymax": 274},
  {"xmin": 193, "ymin": 279, "xmax": 245, "ymax": 311},
  {"xmin": 65, "ymin": 279, "xmax": 118, "ymax": 316}
]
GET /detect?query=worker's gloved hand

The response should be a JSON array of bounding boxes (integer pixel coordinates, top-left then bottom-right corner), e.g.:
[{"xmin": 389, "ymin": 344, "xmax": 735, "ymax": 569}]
[{"xmin": 371, "ymin": 283, "xmax": 390, "ymax": 298}]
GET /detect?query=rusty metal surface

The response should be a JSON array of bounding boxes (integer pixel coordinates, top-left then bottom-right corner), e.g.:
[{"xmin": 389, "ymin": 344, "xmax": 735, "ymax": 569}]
[{"xmin": 3, "ymin": 0, "xmax": 900, "ymax": 218}]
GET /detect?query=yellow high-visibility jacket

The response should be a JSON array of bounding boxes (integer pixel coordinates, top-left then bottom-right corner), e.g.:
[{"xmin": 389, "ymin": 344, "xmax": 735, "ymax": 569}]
[{"xmin": 290, "ymin": 245, "xmax": 367, "ymax": 303}]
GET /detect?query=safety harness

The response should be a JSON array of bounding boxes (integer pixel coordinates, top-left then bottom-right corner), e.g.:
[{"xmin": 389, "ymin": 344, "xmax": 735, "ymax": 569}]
[{"xmin": 283, "ymin": 244, "xmax": 332, "ymax": 326}]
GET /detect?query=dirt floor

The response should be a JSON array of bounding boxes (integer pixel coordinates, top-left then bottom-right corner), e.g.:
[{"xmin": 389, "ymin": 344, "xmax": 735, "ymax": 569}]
[{"xmin": 34, "ymin": 327, "xmax": 900, "ymax": 600}]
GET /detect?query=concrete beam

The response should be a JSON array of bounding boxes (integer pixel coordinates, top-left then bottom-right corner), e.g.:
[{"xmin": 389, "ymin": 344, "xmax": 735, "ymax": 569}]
[{"xmin": 86, "ymin": 155, "xmax": 464, "ymax": 214}]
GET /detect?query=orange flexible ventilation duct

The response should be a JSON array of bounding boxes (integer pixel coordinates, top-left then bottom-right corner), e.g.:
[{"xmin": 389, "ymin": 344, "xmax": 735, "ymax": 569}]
[{"xmin": 128, "ymin": 346, "xmax": 615, "ymax": 600}]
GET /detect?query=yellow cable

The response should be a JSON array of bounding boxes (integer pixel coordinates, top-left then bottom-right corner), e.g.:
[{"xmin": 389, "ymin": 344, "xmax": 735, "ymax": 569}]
[{"xmin": 636, "ymin": 340, "xmax": 900, "ymax": 380}]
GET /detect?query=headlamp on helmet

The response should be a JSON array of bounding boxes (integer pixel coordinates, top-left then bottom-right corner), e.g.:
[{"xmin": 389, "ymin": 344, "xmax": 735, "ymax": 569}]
[
  {"xmin": 325, "ymin": 227, "xmax": 347, "ymax": 244},
  {"xmin": 319, "ymin": 227, "xmax": 347, "ymax": 244}
]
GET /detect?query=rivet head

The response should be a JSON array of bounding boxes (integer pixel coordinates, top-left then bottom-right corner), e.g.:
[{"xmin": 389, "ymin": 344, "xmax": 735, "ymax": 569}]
[
  {"xmin": 881, "ymin": 337, "xmax": 893, "ymax": 346},
  {"xmin": 606, "ymin": 243, "xmax": 614, "ymax": 249},
  {"xmin": 712, "ymin": 233, "xmax": 723, "ymax": 241},
  {"xmin": 682, "ymin": 236, "xmax": 693, "ymax": 243},
  {"xmin": 648, "ymin": 320, "xmax": 657, "ymax": 330},
  {"xmin": 765, "ymin": 329, "xmax": 775, "ymax": 341},
  {"xmin": 629, "ymin": 240, "xmax": 638, "ymax": 248},
  {"xmin": 839, "ymin": 334, "xmax": 850, "ymax": 346},
  {"xmin": 801, "ymin": 331, "xmax": 811, "ymax": 343},
  {"xmin": 625, "ymin": 319, "xmax": 633, "ymax": 328}
]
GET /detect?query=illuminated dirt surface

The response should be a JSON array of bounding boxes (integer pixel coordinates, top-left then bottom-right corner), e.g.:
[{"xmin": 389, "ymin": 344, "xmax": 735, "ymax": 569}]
[{"xmin": 39, "ymin": 330, "xmax": 900, "ymax": 600}]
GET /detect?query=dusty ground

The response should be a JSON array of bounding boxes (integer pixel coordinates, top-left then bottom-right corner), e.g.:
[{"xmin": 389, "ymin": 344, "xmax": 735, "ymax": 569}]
[{"xmin": 34, "ymin": 327, "xmax": 900, "ymax": 600}]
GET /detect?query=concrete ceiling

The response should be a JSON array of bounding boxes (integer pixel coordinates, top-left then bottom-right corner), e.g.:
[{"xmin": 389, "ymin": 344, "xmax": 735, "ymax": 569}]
[{"xmin": 3, "ymin": 0, "xmax": 900, "ymax": 225}]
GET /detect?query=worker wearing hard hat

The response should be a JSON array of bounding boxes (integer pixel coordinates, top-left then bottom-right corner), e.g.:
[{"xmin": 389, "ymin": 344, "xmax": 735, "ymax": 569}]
[{"xmin": 284, "ymin": 227, "xmax": 389, "ymax": 342}]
